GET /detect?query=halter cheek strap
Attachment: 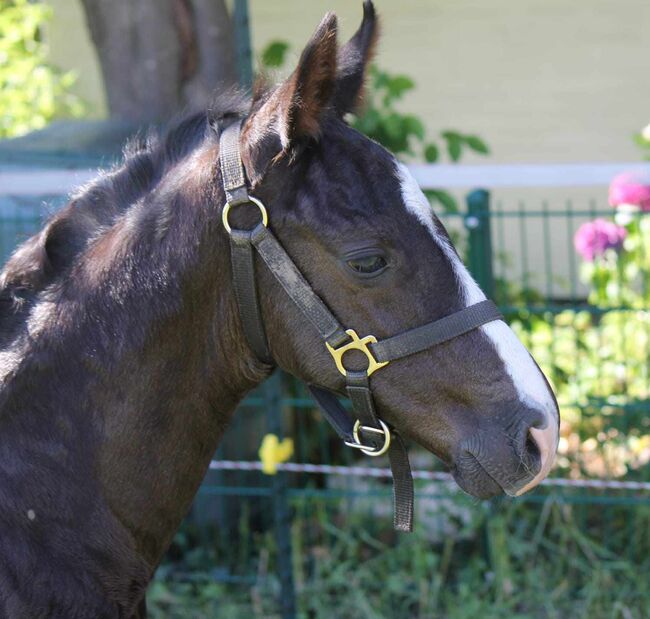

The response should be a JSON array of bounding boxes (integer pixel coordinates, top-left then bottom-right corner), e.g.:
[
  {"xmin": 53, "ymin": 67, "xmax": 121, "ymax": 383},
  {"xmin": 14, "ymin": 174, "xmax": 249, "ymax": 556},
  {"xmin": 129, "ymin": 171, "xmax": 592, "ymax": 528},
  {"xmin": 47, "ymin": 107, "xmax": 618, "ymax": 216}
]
[{"xmin": 217, "ymin": 120, "xmax": 503, "ymax": 532}]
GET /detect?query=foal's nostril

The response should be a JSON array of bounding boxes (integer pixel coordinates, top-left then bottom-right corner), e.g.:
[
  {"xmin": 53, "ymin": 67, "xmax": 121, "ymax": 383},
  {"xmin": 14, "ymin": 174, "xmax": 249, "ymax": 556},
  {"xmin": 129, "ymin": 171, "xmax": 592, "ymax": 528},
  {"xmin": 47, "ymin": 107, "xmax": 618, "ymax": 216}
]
[
  {"xmin": 528, "ymin": 409, "xmax": 548, "ymax": 432},
  {"xmin": 512, "ymin": 411, "xmax": 545, "ymax": 464},
  {"xmin": 523, "ymin": 431, "xmax": 540, "ymax": 464},
  {"xmin": 513, "ymin": 409, "xmax": 559, "ymax": 497}
]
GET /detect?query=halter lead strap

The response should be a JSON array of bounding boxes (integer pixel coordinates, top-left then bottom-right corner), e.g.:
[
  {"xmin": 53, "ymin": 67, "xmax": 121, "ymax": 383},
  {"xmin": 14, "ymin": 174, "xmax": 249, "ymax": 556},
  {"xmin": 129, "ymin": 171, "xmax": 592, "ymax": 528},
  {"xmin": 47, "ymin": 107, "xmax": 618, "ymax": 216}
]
[{"xmin": 217, "ymin": 120, "xmax": 502, "ymax": 532}]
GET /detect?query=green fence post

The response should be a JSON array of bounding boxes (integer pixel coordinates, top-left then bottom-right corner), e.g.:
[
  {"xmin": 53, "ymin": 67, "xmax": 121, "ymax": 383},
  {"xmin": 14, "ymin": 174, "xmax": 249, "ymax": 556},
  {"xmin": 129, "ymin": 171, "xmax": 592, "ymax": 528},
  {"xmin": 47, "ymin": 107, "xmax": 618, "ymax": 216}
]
[
  {"xmin": 465, "ymin": 189, "xmax": 495, "ymax": 298},
  {"xmin": 266, "ymin": 371, "xmax": 297, "ymax": 619},
  {"xmin": 233, "ymin": 0, "xmax": 253, "ymax": 90},
  {"xmin": 466, "ymin": 190, "xmax": 496, "ymax": 573}
]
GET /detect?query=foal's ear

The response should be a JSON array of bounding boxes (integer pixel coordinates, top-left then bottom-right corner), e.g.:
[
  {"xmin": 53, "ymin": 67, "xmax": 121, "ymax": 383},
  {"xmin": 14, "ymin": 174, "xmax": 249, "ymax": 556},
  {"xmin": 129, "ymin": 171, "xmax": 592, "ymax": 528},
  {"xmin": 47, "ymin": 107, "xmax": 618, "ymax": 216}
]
[
  {"xmin": 242, "ymin": 13, "xmax": 338, "ymax": 184},
  {"xmin": 333, "ymin": 1, "xmax": 379, "ymax": 116}
]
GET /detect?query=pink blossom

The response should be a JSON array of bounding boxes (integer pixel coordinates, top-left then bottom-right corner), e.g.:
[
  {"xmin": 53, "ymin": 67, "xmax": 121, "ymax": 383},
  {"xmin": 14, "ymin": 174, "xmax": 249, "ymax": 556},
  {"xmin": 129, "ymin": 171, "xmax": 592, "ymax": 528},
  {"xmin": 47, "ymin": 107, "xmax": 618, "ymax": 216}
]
[
  {"xmin": 574, "ymin": 219, "xmax": 627, "ymax": 262},
  {"xmin": 609, "ymin": 170, "xmax": 650, "ymax": 212}
]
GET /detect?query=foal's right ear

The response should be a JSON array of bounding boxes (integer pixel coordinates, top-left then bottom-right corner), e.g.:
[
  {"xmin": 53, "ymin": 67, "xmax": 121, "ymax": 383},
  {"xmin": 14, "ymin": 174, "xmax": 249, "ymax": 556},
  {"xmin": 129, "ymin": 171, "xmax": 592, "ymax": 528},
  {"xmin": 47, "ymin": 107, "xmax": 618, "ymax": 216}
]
[
  {"xmin": 332, "ymin": 1, "xmax": 379, "ymax": 116},
  {"xmin": 241, "ymin": 13, "xmax": 338, "ymax": 186}
]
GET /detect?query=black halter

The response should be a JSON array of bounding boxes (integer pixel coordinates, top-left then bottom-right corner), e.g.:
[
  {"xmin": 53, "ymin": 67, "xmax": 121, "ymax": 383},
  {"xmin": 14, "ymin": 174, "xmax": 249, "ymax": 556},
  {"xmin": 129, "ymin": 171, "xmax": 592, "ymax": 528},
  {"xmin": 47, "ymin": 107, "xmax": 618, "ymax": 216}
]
[{"xmin": 218, "ymin": 120, "xmax": 503, "ymax": 531}]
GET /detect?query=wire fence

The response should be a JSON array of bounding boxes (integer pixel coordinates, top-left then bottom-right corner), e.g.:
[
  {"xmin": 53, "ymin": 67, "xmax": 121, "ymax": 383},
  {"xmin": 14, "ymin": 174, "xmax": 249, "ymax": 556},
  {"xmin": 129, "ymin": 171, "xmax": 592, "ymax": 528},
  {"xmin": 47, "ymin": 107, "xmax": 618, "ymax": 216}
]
[{"xmin": 208, "ymin": 460, "xmax": 650, "ymax": 492}]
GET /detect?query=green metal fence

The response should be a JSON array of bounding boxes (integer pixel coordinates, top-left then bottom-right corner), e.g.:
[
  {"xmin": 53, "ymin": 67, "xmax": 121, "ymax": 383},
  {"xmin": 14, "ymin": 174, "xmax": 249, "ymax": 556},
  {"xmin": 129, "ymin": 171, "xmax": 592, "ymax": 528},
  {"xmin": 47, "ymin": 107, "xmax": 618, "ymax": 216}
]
[{"xmin": 0, "ymin": 188, "xmax": 647, "ymax": 617}]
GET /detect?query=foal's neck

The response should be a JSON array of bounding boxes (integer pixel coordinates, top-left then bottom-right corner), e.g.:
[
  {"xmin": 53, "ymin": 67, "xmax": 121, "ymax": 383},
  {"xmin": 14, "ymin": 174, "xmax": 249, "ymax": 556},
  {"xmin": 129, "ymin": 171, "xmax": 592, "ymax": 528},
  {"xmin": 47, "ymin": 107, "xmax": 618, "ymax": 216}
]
[
  {"xmin": 84, "ymin": 145, "xmax": 270, "ymax": 567},
  {"xmin": 14, "ymin": 141, "xmax": 267, "ymax": 573}
]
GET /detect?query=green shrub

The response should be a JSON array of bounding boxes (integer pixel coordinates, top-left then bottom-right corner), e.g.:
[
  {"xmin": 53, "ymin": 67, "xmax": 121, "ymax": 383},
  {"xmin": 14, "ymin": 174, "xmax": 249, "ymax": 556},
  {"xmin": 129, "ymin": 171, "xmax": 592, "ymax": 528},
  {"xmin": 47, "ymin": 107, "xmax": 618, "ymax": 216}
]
[
  {"xmin": 505, "ymin": 209, "xmax": 650, "ymax": 480},
  {"xmin": 0, "ymin": 0, "xmax": 84, "ymax": 138}
]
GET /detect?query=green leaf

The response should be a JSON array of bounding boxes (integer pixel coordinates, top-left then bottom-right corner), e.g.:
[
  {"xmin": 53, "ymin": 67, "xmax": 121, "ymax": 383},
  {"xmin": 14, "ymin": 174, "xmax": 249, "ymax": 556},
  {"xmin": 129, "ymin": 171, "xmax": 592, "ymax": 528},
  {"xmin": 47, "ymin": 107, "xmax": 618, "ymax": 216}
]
[
  {"xmin": 441, "ymin": 130, "xmax": 463, "ymax": 142},
  {"xmin": 403, "ymin": 114, "xmax": 425, "ymax": 140},
  {"xmin": 381, "ymin": 114, "xmax": 409, "ymax": 153},
  {"xmin": 386, "ymin": 75, "xmax": 415, "ymax": 100},
  {"xmin": 441, "ymin": 131, "xmax": 464, "ymax": 161},
  {"xmin": 426, "ymin": 189, "xmax": 458, "ymax": 214},
  {"xmin": 261, "ymin": 40, "xmax": 289, "ymax": 68},
  {"xmin": 464, "ymin": 135, "xmax": 490, "ymax": 155},
  {"xmin": 352, "ymin": 108, "xmax": 380, "ymax": 136},
  {"xmin": 372, "ymin": 66, "xmax": 389, "ymax": 90},
  {"xmin": 446, "ymin": 137, "xmax": 462, "ymax": 162},
  {"xmin": 424, "ymin": 143, "xmax": 439, "ymax": 163},
  {"xmin": 384, "ymin": 113, "xmax": 404, "ymax": 140}
]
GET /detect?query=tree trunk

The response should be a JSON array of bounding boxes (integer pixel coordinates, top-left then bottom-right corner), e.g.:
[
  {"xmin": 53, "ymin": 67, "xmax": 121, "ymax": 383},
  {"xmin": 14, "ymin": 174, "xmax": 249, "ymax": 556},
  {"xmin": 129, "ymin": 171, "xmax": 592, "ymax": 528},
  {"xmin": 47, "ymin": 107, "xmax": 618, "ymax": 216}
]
[{"xmin": 80, "ymin": 0, "xmax": 238, "ymax": 122}]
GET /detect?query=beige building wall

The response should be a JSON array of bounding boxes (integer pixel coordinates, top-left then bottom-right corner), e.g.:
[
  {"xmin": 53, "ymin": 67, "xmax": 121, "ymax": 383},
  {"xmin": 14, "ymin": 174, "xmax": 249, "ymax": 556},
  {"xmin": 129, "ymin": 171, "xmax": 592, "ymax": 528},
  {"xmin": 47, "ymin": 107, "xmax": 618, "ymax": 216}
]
[
  {"xmin": 250, "ymin": 0, "xmax": 650, "ymax": 164},
  {"xmin": 47, "ymin": 0, "xmax": 650, "ymax": 163}
]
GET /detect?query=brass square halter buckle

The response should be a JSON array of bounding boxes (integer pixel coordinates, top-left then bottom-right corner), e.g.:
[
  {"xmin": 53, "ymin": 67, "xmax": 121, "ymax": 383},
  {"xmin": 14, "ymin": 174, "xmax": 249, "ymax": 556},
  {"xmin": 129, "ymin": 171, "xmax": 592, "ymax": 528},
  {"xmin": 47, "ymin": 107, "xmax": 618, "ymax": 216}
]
[
  {"xmin": 344, "ymin": 419, "xmax": 391, "ymax": 457},
  {"xmin": 325, "ymin": 329, "xmax": 389, "ymax": 377}
]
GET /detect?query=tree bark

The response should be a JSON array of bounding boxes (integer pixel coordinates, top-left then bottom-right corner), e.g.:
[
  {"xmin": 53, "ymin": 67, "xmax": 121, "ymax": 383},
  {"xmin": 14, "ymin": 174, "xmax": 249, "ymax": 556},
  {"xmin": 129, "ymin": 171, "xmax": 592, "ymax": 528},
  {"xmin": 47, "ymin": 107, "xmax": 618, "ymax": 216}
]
[{"xmin": 80, "ymin": 0, "xmax": 238, "ymax": 122}]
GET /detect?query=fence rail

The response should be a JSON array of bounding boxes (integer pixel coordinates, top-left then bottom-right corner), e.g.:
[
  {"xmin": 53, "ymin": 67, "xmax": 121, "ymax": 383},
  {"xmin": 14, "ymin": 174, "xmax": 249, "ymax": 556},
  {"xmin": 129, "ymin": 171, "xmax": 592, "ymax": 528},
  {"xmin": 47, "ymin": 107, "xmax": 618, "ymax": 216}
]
[
  {"xmin": 3, "ymin": 162, "xmax": 650, "ymax": 196},
  {"xmin": 208, "ymin": 460, "xmax": 650, "ymax": 492}
]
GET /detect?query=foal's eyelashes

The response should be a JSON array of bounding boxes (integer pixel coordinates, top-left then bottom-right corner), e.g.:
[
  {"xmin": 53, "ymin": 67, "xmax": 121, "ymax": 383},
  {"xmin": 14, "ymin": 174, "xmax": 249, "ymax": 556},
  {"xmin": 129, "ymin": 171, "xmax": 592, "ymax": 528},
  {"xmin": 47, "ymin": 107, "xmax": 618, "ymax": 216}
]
[{"xmin": 345, "ymin": 254, "xmax": 388, "ymax": 277}]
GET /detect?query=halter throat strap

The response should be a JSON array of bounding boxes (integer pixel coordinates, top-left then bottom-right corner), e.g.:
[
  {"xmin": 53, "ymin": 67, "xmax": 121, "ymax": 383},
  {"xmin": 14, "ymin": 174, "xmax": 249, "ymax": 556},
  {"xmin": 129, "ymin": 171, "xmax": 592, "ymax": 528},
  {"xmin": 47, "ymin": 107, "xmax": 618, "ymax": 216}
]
[{"xmin": 217, "ymin": 120, "xmax": 503, "ymax": 532}]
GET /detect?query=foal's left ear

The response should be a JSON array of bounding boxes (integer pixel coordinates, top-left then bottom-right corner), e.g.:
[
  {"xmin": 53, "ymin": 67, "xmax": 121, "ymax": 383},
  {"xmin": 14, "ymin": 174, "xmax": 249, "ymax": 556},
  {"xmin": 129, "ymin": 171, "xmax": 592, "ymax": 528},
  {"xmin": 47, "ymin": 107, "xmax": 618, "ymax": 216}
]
[
  {"xmin": 332, "ymin": 1, "xmax": 379, "ymax": 116},
  {"xmin": 241, "ymin": 13, "xmax": 338, "ymax": 184}
]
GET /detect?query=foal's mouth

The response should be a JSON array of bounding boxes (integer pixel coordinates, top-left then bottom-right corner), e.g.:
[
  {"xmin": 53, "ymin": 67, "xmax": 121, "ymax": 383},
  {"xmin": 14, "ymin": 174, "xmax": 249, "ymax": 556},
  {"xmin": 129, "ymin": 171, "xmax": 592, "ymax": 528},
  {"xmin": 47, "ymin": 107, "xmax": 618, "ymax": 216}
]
[
  {"xmin": 451, "ymin": 436, "xmax": 544, "ymax": 499},
  {"xmin": 449, "ymin": 409, "xmax": 559, "ymax": 499},
  {"xmin": 452, "ymin": 454, "xmax": 509, "ymax": 499}
]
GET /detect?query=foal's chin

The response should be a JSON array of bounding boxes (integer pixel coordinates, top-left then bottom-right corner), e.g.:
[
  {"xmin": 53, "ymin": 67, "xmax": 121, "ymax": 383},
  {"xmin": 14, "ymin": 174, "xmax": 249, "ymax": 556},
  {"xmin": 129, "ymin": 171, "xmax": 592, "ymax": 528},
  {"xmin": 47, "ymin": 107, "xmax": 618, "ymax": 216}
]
[
  {"xmin": 450, "ymin": 438, "xmax": 548, "ymax": 500},
  {"xmin": 451, "ymin": 459, "xmax": 515, "ymax": 499}
]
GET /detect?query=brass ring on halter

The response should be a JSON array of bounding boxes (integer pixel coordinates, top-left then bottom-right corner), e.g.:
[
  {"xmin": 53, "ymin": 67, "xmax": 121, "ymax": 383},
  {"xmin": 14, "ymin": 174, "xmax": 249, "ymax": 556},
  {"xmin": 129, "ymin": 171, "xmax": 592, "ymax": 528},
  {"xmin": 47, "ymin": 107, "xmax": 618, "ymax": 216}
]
[
  {"xmin": 222, "ymin": 196, "xmax": 268, "ymax": 234},
  {"xmin": 344, "ymin": 419, "xmax": 392, "ymax": 457}
]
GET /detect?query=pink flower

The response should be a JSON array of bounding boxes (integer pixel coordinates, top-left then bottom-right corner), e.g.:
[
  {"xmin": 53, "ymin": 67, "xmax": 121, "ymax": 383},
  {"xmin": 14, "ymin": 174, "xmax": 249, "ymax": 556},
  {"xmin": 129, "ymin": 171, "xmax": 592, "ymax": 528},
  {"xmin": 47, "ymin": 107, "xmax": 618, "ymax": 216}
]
[
  {"xmin": 609, "ymin": 170, "xmax": 650, "ymax": 212},
  {"xmin": 574, "ymin": 219, "xmax": 627, "ymax": 262}
]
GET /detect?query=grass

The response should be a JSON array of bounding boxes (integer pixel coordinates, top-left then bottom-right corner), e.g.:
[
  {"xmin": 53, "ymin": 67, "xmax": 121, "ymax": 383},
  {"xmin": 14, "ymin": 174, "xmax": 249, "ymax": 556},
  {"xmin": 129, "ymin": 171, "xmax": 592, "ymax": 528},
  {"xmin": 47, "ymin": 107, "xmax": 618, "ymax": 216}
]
[{"xmin": 147, "ymin": 490, "xmax": 650, "ymax": 619}]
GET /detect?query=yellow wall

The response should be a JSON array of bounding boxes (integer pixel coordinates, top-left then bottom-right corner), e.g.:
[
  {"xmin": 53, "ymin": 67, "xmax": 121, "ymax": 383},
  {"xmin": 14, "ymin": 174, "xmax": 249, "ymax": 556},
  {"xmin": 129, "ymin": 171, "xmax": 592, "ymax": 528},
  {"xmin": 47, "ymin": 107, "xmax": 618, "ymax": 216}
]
[{"xmin": 46, "ymin": 0, "xmax": 650, "ymax": 162}]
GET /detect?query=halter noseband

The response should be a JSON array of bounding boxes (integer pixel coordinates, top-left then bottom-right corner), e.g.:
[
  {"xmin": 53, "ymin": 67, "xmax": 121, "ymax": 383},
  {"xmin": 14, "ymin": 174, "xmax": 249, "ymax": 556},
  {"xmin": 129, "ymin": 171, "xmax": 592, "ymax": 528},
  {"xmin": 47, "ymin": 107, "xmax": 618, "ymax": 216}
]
[{"xmin": 218, "ymin": 120, "xmax": 502, "ymax": 532}]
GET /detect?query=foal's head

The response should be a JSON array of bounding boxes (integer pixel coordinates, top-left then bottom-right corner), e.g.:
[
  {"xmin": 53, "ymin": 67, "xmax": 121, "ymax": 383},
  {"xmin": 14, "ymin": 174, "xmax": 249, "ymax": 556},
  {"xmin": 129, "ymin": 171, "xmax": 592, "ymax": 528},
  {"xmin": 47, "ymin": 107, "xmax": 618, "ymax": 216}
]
[{"xmin": 236, "ymin": 2, "xmax": 558, "ymax": 497}]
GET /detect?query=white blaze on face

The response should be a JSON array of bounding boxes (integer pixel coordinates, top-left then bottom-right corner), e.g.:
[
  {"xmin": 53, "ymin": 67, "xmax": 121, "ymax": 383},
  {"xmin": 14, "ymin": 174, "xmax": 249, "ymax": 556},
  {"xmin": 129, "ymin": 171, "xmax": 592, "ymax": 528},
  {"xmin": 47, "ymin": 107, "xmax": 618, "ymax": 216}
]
[{"xmin": 395, "ymin": 162, "xmax": 558, "ymax": 493}]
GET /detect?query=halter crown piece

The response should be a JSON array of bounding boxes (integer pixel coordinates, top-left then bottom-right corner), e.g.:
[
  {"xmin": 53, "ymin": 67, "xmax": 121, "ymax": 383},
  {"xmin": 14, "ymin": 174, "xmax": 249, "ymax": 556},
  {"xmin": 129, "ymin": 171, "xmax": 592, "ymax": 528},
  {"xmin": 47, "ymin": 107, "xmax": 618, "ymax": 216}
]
[{"xmin": 218, "ymin": 120, "xmax": 503, "ymax": 532}]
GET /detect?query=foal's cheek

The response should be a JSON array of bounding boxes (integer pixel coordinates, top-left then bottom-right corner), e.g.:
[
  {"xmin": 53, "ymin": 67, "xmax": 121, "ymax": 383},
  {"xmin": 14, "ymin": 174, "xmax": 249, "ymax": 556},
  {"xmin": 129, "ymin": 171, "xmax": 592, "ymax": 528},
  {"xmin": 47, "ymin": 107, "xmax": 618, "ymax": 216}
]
[
  {"xmin": 266, "ymin": 311, "xmax": 343, "ymax": 389},
  {"xmin": 370, "ymin": 366, "xmax": 460, "ymax": 456}
]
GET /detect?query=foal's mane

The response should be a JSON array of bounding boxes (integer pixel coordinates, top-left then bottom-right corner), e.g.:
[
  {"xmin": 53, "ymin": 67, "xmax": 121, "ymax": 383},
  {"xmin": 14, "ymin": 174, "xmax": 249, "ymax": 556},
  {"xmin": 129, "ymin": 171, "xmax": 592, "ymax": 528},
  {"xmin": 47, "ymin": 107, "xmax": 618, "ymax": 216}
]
[{"xmin": 0, "ymin": 92, "xmax": 249, "ymax": 337}]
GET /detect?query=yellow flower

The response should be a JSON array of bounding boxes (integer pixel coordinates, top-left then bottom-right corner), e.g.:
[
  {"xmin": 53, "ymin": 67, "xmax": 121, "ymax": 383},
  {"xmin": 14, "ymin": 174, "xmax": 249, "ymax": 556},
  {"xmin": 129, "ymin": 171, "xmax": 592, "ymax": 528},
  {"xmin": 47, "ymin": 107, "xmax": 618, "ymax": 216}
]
[{"xmin": 259, "ymin": 434, "xmax": 294, "ymax": 475}]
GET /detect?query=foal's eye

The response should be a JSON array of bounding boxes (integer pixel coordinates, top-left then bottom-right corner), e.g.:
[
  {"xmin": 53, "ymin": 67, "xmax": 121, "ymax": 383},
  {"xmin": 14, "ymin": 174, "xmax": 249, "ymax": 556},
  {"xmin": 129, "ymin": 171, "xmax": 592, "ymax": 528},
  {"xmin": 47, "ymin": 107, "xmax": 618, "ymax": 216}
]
[{"xmin": 346, "ymin": 254, "xmax": 388, "ymax": 275}]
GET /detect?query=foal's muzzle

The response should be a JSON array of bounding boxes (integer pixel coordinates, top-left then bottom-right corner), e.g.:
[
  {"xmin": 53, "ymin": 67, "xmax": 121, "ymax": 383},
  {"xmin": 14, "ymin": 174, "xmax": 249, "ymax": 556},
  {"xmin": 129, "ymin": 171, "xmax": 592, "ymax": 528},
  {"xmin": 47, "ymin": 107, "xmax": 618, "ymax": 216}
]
[{"xmin": 453, "ymin": 407, "xmax": 558, "ymax": 498}]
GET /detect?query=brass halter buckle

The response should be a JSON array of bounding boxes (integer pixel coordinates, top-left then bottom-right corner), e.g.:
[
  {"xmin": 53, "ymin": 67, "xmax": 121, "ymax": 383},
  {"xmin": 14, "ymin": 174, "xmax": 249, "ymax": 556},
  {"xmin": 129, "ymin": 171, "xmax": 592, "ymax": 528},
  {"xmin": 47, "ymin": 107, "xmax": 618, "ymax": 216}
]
[
  {"xmin": 326, "ymin": 329, "xmax": 389, "ymax": 377},
  {"xmin": 344, "ymin": 419, "xmax": 391, "ymax": 457}
]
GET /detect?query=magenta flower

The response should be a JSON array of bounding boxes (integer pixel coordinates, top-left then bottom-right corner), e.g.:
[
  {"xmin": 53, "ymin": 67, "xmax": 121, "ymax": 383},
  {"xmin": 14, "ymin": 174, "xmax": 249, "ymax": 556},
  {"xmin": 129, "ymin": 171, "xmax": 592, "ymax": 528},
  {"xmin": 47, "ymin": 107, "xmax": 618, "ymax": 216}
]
[
  {"xmin": 574, "ymin": 219, "xmax": 627, "ymax": 262},
  {"xmin": 609, "ymin": 170, "xmax": 650, "ymax": 212}
]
